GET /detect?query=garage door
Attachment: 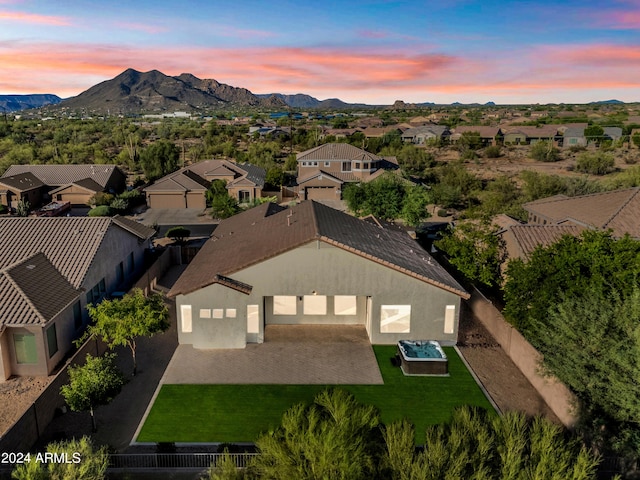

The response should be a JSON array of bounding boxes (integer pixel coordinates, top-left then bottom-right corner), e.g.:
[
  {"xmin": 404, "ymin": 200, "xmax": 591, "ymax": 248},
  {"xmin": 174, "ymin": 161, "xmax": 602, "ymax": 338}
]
[
  {"xmin": 306, "ymin": 187, "xmax": 337, "ymax": 200},
  {"xmin": 148, "ymin": 194, "xmax": 185, "ymax": 209}
]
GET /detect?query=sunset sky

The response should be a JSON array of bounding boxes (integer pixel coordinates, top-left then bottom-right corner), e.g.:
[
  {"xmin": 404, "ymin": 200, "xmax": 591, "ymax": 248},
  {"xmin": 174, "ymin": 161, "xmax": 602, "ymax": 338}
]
[{"xmin": 1, "ymin": 0, "xmax": 639, "ymax": 104}]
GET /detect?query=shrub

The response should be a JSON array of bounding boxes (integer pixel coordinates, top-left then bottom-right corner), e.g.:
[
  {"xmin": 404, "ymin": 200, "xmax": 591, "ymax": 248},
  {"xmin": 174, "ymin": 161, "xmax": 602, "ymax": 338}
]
[
  {"xmin": 575, "ymin": 151, "xmax": 615, "ymax": 175},
  {"xmin": 437, "ymin": 209, "xmax": 448, "ymax": 217},
  {"xmin": 88, "ymin": 205, "xmax": 112, "ymax": 217},
  {"xmin": 166, "ymin": 226, "xmax": 190, "ymax": 244},
  {"xmin": 110, "ymin": 198, "xmax": 128, "ymax": 212},
  {"xmin": 88, "ymin": 192, "xmax": 115, "ymax": 207},
  {"xmin": 531, "ymin": 141, "xmax": 560, "ymax": 162},
  {"xmin": 484, "ymin": 145, "xmax": 502, "ymax": 158},
  {"xmin": 0, "ymin": 204, "xmax": 7, "ymax": 214}
]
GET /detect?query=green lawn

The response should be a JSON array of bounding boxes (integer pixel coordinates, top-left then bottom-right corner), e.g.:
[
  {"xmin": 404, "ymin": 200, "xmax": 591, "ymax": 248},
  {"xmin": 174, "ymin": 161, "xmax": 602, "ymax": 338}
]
[{"xmin": 137, "ymin": 346, "xmax": 493, "ymax": 443}]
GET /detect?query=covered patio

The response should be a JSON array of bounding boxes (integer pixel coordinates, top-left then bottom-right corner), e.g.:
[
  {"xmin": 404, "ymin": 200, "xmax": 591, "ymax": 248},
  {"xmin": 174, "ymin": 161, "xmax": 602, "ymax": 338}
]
[{"xmin": 160, "ymin": 324, "xmax": 383, "ymax": 384}]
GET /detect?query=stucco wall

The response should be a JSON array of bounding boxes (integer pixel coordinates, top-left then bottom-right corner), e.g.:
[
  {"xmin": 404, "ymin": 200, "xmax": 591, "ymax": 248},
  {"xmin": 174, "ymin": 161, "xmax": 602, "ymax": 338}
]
[
  {"xmin": 465, "ymin": 287, "xmax": 578, "ymax": 427},
  {"xmin": 176, "ymin": 240, "xmax": 463, "ymax": 349}
]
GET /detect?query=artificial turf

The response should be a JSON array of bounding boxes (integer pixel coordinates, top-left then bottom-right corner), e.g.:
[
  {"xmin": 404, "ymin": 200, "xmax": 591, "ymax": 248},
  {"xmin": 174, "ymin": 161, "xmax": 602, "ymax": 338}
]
[{"xmin": 137, "ymin": 346, "xmax": 493, "ymax": 443}]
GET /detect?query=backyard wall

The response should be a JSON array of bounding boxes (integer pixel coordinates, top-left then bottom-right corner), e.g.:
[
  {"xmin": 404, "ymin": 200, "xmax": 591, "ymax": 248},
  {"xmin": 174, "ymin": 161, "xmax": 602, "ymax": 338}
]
[
  {"xmin": 131, "ymin": 247, "xmax": 174, "ymax": 295},
  {"xmin": 0, "ymin": 337, "xmax": 108, "ymax": 454},
  {"xmin": 465, "ymin": 286, "xmax": 578, "ymax": 427}
]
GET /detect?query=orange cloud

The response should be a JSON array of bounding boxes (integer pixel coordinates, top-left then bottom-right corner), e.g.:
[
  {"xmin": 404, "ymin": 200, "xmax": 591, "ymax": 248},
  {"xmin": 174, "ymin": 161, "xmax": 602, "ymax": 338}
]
[{"xmin": 0, "ymin": 10, "xmax": 70, "ymax": 26}]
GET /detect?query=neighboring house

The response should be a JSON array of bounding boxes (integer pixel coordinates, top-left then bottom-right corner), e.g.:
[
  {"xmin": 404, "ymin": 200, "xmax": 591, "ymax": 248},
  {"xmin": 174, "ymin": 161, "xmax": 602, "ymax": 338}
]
[
  {"xmin": 362, "ymin": 126, "xmax": 404, "ymax": 138},
  {"xmin": 401, "ymin": 125, "xmax": 451, "ymax": 144},
  {"xmin": 0, "ymin": 172, "xmax": 44, "ymax": 210},
  {"xmin": 450, "ymin": 126, "xmax": 503, "ymax": 146},
  {"xmin": 602, "ymin": 127, "xmax": 623, "ymax": 142},
  {"xmin": 502, "ymin": 125, "xmax": 558, "ymax": 145},
  {"xmin": 296, "ymin": 143, "xmax": 398, "ymax": 201},
  {"xmin": 1, "ymin": 164, "xmax": 126, "ymax": 206},
  {"xmin": 498, "ymin": 223, "xmax": 585, "ymax": 262},
  {"xmin": 144, "ymin": 160, "xmax": 266, "ymax": 208},
  {"xmin": 523, "ymin": 187, "xmax": 640, "ymax": 239},
  {"xmin": 0, "ymin": 216, "xmax": 155, "ymax": 380},
  {"xmin": 168, "ymin": 201, "xmax": 468, "ymax": 349}
]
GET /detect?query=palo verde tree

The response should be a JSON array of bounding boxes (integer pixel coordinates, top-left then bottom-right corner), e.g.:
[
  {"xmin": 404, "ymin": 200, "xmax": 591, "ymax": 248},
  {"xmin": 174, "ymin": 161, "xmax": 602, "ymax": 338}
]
[
  {"xmin": 165, "ymin": 225, "xmax": 191, "ymax": 245},
  {"xmin": 12, "ymin": 436, "xmax": 109, "ymax": 480},
  {"xmin": 86, "ymin": 289, "xmax": 169, "ymax": 376},
  {"xmin": 60, "ymin": 354, "xmax": 125, "ymax": 432}
]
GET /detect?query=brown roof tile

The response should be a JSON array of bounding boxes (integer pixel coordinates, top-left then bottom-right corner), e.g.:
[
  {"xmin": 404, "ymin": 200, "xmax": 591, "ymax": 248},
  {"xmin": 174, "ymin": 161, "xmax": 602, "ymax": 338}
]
[
  {"xmin": 0, "ymin": 172, "xmax": 44, "ymax": 192},
  {"xmin": 504, "ymin": 224, "xmax": 586, "ymax": 259},
  {"xmin": 524, "ymin": 188, "xmax": 640, "ymax": 238},
  {"xmin": 169, "ymin": 201, "xmax": 467, "ymax": 298},
  {"xmin": 297, "ymin": 143, "xmax": 382, "ymax": 162},
  {"xmin": 0, "ymin": 253, "xmax": 81, "ymax": 326},
  {"xmin": 2, "ymin": 164, "xmax": 123, "ymax": 188}
]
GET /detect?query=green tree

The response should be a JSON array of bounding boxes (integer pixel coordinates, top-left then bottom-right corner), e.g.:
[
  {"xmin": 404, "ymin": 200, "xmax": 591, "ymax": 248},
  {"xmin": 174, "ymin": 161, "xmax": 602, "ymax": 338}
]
[
  {"xmin": 575, "ymin": 151, "xmax": 615, "ymax": 175},
  {"xmin": 16, "ymin": 199, "xmax": 30, "ymax": 217},
  {"xmin": 265, "ymin": 166, "xmax": 285, "ymax": 190},
  {"xmin": 140, "ymin": 140, "xmax": 180, "ymax": 181},
  {"xmin": 12, "ymin": 436, "xmax": 109, "ymax": 480},
  {"xmin": 86, "ymin": 289, "xmax": 170, "ymax": 376},
  {"xmin": 60, "ymin": 354, "xmax": 125, "ymax": 432},
  {"xmin": 252, "ymin": 389, "xmax": 382, "ymax": 480},
  {"xmin": 584, "ymin": 125, "xmax": 605, "ymax": 144},
  {"xmin": 530, "ymin": 286, "xmax": 640, "ymax": 458},
  {"xmin": 435, "ymin": 221, "xmax": 505, "ymax": 287},
  {"xmin": 165, "ymin": 226, "xmax": 191, "ymax": 244},
  {"xmin": 503, "ymin": 230, "xmax": 640, "ymax": 333},
  {"xmin": 457, "ymin": 131, "xmax": 483, "ymax": 151},
  {"xmin": 211, "ymin": 193, "xmax": 240, "ymax": 219},
  {"xmin": 632, "ymin": 132, "xmax": 640, "ymax": 148},
  {"xmin": 531, "ymin": 140, "xmax": 560, "ymax": 162},
  {"xmin": 400, "ymin": 185, "xmax": 430, "ymax": 226}
]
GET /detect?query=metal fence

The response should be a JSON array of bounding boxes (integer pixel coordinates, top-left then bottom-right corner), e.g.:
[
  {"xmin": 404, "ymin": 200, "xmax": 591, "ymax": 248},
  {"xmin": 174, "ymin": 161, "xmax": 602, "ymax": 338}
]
[{"xmin": 109, "ymin": 453, "xmax": 259, "ymax": 470}]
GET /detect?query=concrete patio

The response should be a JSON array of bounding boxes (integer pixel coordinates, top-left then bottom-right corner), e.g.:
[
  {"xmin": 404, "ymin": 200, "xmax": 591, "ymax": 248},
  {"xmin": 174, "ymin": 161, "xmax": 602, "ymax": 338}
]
[{"xmin": 160, "ymin": 324, "xmax": 384, "ymax": 385}]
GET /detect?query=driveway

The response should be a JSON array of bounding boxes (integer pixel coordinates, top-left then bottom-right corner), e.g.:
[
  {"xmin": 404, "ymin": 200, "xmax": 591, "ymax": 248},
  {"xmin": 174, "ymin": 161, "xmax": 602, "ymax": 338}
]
[{"xmin": 161, "ymin": 325, "xmax": 384, "ymax": 385}]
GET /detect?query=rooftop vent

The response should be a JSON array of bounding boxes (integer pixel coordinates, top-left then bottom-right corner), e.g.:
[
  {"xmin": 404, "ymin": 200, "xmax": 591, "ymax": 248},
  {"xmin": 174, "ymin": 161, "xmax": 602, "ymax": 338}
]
[{"xmin": 26, "ymin": 265, "xmax": 36, "ymax": 270}]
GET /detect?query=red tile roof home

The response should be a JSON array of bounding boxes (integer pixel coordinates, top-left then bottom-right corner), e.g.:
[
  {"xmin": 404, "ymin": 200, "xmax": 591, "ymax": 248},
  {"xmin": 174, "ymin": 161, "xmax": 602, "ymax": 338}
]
[
  {"xmin": 169, "ymin": 201, "xmax": 468, "ymax": 299},
  {"xmin": 2, "ymin": 164, "xmax": 124, "ymax": 189},
  {"xmin": 500, "ymin": 224, "xmax": 586, "ymax": 261},
  {"xmin": 523, "ymin": 188, "xmax": 640, "ymax": 239}
]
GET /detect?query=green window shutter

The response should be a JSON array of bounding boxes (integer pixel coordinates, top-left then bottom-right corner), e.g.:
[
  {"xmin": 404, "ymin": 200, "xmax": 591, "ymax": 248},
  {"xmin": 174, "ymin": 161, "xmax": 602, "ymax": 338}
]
[
  {"xmin": 46, "ymin": 325, "xmax": 58, "ymax": 358},
  {"xmin": 14, "ymin": 333, "xmax": 38, "ymax": 364}
]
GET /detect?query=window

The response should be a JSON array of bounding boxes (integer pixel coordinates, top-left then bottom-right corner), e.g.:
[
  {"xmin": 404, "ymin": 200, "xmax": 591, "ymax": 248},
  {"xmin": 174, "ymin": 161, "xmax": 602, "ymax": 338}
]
[
  {"xmin": 324, "ymin": 161, "xmax": 330, "ymax": 167},
  {"xmin": 334, "ymin": 296, "xmax": 357, "ymax": 315},
  {"xmin": 363, "ymin": 162, "xmax": 369, "ymax": 169},
  {"xmin": 273, "ymin": 296, "xmax": 297, "ymax": 315},
  {"xmin": 46, "ymin": 324, "xmax": 58, "ymax": 358},
  {"xmin": 355, "ymin": 162, "xmax": 361, "ymax": 169},
  {"xmin": 312, "ymin": 161, "xmax": 318, "ymax": 166},
  {"xmin": 247, "ymin": 305, "xmax": 260, "ymax": 334},
  {"xmin": 14, "ymin": 333, "xmax": 37, "ymax": 364},
  {"xmin": 226, "ymin": 309, "xmax": 237, "ymax": 318},
  {"xmin": 239, "ymin": 190, "xmax": 251, "ymax": 203},
  {"xmin": 303, "ymin": 295, "xmax": 327, "ymax": 315},
  {"xmin": 380, "ymin": 305, "xmax": 411, "ymax": 333},
  {"xmin": 341, "ymin": 161, "xmax": 352, "ymax": 172},
  {"xmin": 181, "ymin": 305, "xmax": 192, "ymax": 333},
  {"xmin": 73, "ymin": 302, "xmax": 82, "ymax": 330},
  {"xmin": 127, "ymin": 252, "xmax": 135, "ymax": 273},
  {"xmin": 200, "ymin": 309, "xmax": 211, "ymax": 319},
  {"xmin": 116, "ymin": 261, "xmax": 124, "ymax": 285},
  {"xmin": 212, "ymin": 309, "xmax": 224, "ymax": 319},
  {"xmin": 444, "ymin": 305, "xmax": 456, "ymax": 334}
]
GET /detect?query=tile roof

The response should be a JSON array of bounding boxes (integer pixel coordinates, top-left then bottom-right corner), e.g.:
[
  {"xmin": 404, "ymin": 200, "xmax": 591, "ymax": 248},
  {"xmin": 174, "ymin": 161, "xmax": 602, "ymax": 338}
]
[
  {"xmin": 0, "ymin": 172, "xmax": 44, "ymax": 192},
  {"xmin": 112, "ymin": 215, "xmax": 157, "ymax": 240},
  {"xmin": 297, "ymin": 143, "xmax": 382, "ymax": 162},
  {"xmin": 169, "ymin": 201, "xmax": 468, "ymax": 298},
  {"xmin": 452, "ymin": 126, "xmax": 502, "ymax": 138},
  {"xmin": 502, "ymin": 224, "xmax": 586, "ymax": 260},
  {"xmin": 48, "ymin": 177, "xmax": 105, "ymax": 194},
  {"xmin": 0, "ymin": 253, "xmax": 81, "ymax": 326},
  {"xmin": 2, "ymin": 164, "xmax": 123, "ymax": 188},
  {"xmin": 523, "ymin": 188, "xmax": 640, "ymax": 238},
  {"xmin": 144, "ymin": 170, "xmax": 210, "ymax": 192}
]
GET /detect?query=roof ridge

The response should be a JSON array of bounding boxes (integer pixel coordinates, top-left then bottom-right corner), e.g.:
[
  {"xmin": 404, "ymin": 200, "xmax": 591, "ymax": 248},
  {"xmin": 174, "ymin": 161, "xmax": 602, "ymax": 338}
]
[
  {"xmin": 309, "ymin": 201, "xmax": 321, "ymax": 239},
  {"xmin": 3, "ymin": 253, "xmax": 50, "ymax": 324},
  {"xmin": 602, "ymin": 188, "xmax": 640, "ymax": 229}
]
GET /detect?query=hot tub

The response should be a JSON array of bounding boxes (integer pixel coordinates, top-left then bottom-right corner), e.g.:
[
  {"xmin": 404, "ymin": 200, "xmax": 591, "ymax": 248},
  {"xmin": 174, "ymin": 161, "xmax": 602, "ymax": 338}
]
[{"xmin": 397, "ymin": 340, "xmax": 448, "ymax": 376}]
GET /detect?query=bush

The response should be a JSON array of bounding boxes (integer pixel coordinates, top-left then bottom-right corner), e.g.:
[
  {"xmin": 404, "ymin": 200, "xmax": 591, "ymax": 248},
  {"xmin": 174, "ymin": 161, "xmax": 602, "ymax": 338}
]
[
  {"xmin": 576, "ymin": 151, "xmax": 615, "ymax": 175},
  {"xmin": 484, "ymin": 145, "xmax": 502, "ymax": 158},
  {"xmin": 437, "ymin": 209, "xmax": 448, "ymax": 217},
  {"xmin": 166, "ymin": 226, "xmax": 190, "ymax": 244},
  {"xmin": 531, "ymin": 141, "xmax": 560, "ymax": 162},
  {"xmin": 88, "ymin": 205, "xmax": 112, "ymax": 217},
  {"xmin": 0, "ymin": 204, "xmax": 7, "ymax": 214},
  {"xmin": 88, "ymin": 192, "xmax": 115, "ymax": 207}
]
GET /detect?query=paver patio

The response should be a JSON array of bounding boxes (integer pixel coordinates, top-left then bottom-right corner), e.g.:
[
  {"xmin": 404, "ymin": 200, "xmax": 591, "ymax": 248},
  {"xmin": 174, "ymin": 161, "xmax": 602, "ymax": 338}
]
[{"xmin": 160, "ymin": 324, "xmax": 384, "ymax": 384}]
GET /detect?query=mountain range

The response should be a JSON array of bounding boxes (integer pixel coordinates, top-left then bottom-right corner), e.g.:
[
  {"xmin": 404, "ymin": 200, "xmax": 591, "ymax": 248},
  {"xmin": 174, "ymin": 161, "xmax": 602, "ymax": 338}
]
[{"xmin": 0, "ymin": 94, "xmax": 62, "ymax": 112}]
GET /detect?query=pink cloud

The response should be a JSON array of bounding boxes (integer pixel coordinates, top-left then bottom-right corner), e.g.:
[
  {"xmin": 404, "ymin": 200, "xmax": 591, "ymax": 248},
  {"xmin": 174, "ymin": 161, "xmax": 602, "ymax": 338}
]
[{"xmin": 0, "ymin": 10, "xmax": 70, "ymax": 26}]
